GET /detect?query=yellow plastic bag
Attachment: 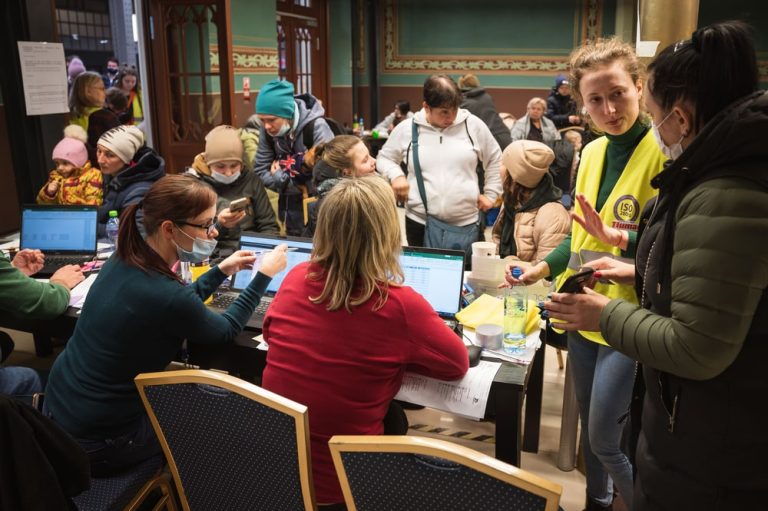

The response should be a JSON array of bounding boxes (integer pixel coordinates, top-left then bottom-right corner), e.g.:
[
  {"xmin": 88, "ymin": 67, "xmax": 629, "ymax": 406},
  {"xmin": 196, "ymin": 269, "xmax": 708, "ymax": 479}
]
[{"xmin": 456, "ymin": 294, "xmax": 540, "ymax": 334}]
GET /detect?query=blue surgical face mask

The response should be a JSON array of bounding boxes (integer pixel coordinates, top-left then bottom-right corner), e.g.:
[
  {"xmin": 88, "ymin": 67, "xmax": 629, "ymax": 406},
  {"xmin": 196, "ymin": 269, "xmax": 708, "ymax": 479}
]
[
  {"xmin": 211, "ymin": 170, "xmax": 240, "ymax": 184},
  {"xmin": 174, "ymin": 225, "xmax": 217, "ymax": 263}
]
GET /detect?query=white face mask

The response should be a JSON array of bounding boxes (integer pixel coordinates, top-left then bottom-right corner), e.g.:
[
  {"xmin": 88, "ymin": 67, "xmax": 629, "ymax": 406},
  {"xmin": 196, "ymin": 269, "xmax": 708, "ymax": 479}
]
[
  {"xmin": 652, "ymin": 110, "xmax": 684, "ymax": 160},
  {"xmin": 211, "ymin": 170, "xmax": 240, "ymax": 184}
]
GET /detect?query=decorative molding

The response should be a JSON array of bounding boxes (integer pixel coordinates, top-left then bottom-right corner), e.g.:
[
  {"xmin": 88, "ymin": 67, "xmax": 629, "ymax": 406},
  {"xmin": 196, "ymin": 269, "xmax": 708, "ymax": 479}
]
[
  {"xmin": 760, "ymin": 61, "xmax": 768, "ymax": 82},
  {"xmin": 382, "ymin": 0, "xmax": 603, "ymax": 74},
  {"xmin": 210, "ymin": 45, "xmax": 278, "ymax": 73}
]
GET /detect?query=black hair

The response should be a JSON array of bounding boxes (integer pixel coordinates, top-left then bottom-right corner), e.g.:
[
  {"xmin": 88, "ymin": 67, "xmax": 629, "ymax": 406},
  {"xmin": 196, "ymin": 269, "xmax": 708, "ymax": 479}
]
[
  {"xmin": 107, "ymin": 57, "xmax": 119, "ymax": 65},
  {"xmin": 394, "ymin": 100, "xmax": 410, "ymax": 115},
  {"xmin": 648, "ymin": 20, "xmax": 758, "ymax": 131},
  {"xmin": 422, "ymin": 75, "xmax": 462, "ymax": 109}
]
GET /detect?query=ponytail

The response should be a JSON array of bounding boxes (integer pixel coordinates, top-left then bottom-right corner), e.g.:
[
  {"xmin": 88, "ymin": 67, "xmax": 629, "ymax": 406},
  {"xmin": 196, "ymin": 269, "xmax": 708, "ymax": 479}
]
[{"xmin": 116, "ymin": 202, "xmax": 180, "ymax": 282}]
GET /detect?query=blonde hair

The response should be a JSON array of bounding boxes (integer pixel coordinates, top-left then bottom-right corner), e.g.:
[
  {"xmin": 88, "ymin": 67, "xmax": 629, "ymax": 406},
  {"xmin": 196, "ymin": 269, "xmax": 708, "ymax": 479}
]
[
  {"xmin": 315, "ymin": 135, "xmax": 362, "ymax": 175},
  {"xmin": 69, "ymin": 71, "xmax": 104, "ymax": 117},
  {"xmin": 309, "ymin": 177, "xmax": 403, "ymax": 312},
  {"xmin": 527, "ymin": 97, "xmax": 547, "ymax": 110},
  {"xmin": 458, "ymin": 73, "xmax": 480, "ymax": 89},
  {"xmin": 568, "ymin": 37, "xmax": 645, "ymax": 105}
]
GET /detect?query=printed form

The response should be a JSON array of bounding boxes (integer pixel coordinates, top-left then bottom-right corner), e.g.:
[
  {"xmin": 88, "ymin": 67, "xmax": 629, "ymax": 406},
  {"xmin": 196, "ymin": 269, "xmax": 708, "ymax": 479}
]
[{"xmin": 394, "ymin": 360, "xmax": 501, "ymax": 420}]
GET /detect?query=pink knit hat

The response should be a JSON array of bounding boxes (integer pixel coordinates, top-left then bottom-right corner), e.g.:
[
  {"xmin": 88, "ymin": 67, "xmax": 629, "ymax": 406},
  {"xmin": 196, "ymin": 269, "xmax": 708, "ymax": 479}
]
[
  {"xmin": 68, "ymin": 57, "xmax": 86, "ymax": 81},
  {"xmin": 52, "ymin": 125, "xmax": 88, "ymax": 168}
]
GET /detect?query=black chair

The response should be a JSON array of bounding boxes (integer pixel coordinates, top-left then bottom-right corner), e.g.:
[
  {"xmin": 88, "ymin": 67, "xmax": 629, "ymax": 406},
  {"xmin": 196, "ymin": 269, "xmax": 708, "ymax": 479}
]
[
  {"xmin": 329, "ymin": 435, "xmax": 562, "ymax": 511},
  {"xmin": 72, "ymin": 454, "xmax": 176, "ymax": 511},
  {"xmin": 135, "ymin": 369, "xmax": 316, "ymax": 511}
]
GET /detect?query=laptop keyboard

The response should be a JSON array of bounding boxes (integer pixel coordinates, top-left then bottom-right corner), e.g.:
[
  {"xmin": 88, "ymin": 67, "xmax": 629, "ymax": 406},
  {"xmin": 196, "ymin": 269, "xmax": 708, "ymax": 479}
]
[{"xmin": 211, "ymin": 293, "xmax": 272, "ymax": 316}]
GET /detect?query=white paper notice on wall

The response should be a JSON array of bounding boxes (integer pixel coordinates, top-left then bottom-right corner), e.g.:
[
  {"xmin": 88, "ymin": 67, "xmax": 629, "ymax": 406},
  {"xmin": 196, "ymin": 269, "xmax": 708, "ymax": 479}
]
[{"xmin": 17, "ymin": 41, "xmax": 69, "ymax": 116}]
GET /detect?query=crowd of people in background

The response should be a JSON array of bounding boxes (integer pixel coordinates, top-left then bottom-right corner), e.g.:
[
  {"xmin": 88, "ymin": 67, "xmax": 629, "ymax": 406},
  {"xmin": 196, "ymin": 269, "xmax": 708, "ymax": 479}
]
[{"xmin": 3, "ymin": 22, "xmax": 767, "ymax": 510}]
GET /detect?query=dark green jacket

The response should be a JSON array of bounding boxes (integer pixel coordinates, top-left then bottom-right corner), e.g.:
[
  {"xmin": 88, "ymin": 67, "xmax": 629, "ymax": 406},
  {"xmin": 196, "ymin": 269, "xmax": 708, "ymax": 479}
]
[
  {"xmin": 188, "ymin": 153, "xmax": 279, "ymax": 255},
  {"xmin": 601, "ymin": 91, "xmax": 768, "ymax": 507}
]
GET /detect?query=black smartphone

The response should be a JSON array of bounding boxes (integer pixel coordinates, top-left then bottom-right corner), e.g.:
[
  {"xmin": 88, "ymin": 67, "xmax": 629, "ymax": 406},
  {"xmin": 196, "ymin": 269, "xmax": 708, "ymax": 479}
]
[
  {"xmin": 557, "ymin": 267, "xmax": 595, "ymax": 294},
  {"xmin": 466, "ymin": 345, "xmax": 482, "ymax": 367}
]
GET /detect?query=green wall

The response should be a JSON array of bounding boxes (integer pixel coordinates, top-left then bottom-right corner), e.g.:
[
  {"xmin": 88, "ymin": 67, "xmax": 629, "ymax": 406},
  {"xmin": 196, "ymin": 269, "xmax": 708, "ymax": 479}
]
[
  {"xmin": 230, "ymin": 0, "xmax": 279, "ymax": 91},
  {"xmin": 329, "ymin": 0, "xmax": 353, "ymax": 87}
]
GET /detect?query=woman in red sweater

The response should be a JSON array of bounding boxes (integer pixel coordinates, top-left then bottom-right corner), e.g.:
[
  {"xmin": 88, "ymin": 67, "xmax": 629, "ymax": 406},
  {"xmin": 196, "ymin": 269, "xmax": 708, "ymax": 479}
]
[{"xmin": 262, "ymin": 176, "xmax": 469, "ymax": 507}]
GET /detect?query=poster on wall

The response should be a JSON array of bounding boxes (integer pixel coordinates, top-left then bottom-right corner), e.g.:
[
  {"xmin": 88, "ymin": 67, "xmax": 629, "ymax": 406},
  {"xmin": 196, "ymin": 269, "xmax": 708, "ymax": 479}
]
[{"xmin": 17, "ymin": 41, "xmax": 69, "ymax": 116}]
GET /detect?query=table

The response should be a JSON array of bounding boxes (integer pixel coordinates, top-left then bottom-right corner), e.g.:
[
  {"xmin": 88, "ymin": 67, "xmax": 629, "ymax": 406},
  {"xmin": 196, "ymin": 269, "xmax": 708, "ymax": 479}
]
[
  {"xmin": 189, "ymin": 329, "xmax": 545, "ymax": 467},
  {"xmin": 3, "ymin": 308, "xmax": 544, "ymax": 468}
]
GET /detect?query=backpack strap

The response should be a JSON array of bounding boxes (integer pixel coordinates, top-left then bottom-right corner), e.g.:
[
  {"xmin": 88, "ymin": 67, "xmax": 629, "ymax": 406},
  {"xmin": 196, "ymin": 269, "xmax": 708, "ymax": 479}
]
[
  {"xmin": 302, "ymin": 118, "xmax": 317, "ymax": 149},
  {"xmin": 411, "ymin": 120, "xmax": 429, "ymax": 214}
]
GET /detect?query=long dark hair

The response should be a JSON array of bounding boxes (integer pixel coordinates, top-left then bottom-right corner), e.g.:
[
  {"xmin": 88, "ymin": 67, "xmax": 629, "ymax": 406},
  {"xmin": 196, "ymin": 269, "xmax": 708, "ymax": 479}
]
[
  {"xmin": 117, "ymin": 175, "xmax": 216, "ymax": 282},
  {"xmin": 648, "ymin": 21, "xmax": 758, "ymax": 132}
]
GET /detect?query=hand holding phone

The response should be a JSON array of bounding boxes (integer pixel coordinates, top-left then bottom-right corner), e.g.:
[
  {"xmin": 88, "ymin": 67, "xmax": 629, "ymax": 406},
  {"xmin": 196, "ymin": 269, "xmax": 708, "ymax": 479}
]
[
  {"xmin": 557, "ymin": 267, "xmax": 595, "ymax": 294},
  {"xmin": 229, "ymin": 197, "xmax": 249, "ymax": 213}
]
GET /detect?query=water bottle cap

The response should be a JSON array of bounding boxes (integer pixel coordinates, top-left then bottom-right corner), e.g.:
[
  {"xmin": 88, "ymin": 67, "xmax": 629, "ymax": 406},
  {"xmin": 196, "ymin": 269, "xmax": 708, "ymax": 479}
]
[
  {"xmin": 109, "ymin": 210, "xmax": 118, "ymax": 217},
  {"xmin": 511, "ymin": 266, "xmax": 522, "ymax": 278}
]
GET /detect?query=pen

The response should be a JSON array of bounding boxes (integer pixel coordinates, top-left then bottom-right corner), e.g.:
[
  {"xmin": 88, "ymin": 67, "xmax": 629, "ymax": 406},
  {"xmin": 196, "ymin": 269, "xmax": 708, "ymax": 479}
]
[{"xmin": 250, "ymin": 247, "xmax": 299, "ymax": 254}]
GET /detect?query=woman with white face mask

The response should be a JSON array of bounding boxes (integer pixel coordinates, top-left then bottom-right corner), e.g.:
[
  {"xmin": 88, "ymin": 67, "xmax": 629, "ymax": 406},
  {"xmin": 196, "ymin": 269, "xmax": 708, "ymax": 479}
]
[
  {"xmin": 187, "ymin": 125, "xmax": 279, "ymax": 258},
  {"xmin": 44, "ymin": 174, "xmax": 288, "ymax": 478},
  {"xmin": 544, "ymin": 21, "xmax": 768, "ymax": 510},
  {"xmin": 504, "ymin": 37, "xmax": 667, "ymax": 511}
]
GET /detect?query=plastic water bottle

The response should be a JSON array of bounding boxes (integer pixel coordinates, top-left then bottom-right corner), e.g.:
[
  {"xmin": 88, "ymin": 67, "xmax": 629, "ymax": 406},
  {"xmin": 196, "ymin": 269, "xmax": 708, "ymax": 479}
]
[
  {"xmin": 359, "ymin": 116, "xmax": 365, "ymax": 134},
  {"xmin": 503, "ymin": 267, "xmax": 528, "ymax": 354},
  {"xmin": 106, "ymin": 210, "xmax": 120, "ymax": 250}
]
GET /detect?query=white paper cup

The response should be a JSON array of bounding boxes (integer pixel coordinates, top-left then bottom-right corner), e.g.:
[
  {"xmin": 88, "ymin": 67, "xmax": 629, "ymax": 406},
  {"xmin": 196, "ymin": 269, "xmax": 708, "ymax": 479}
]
[{"xmin": 472, "ymin": 241, "xmax": 496, "ymax": 258}]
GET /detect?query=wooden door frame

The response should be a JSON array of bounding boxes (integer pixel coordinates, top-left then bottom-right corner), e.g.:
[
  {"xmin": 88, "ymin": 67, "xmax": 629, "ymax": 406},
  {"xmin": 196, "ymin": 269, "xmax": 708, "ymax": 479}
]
[
  {"xmin": 142, "ymin": 0, "xmax": 235, "ymax": 172},
  {"xmin": 276, "ymin": 0, "xmax": 328, "ymax": 110}
]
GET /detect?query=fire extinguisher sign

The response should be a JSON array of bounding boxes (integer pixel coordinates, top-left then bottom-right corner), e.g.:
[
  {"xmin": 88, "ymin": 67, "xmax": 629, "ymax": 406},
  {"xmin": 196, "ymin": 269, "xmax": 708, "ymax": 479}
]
[{"xmin": 243, "ymin": 77, "xmax": 250, "ymax": 102}]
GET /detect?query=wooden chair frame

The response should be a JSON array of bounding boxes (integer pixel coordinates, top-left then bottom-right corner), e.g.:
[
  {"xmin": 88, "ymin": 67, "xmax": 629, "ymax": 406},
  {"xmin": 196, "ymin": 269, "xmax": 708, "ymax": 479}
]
[
  {"xmin": 329, "ymin": 435, "xmax": 562, "ymax": 511},
  {"xmin": 135, "ymin": 369, "xmax": 317, "ymax": 511}
]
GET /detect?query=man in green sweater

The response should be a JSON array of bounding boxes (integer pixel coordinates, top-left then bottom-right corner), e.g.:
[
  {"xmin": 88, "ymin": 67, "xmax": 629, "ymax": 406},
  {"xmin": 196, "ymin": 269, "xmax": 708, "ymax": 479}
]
[{"xmin": 0, "ymin": 249, "xmax": 83, "ymax": 399}]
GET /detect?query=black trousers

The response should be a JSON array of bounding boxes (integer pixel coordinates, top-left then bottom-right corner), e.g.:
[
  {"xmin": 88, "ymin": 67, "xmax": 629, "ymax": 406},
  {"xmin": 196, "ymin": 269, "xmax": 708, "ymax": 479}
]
[{"xmin": 404, "ymin": 216, "xmax": 425, "ymax": 247}]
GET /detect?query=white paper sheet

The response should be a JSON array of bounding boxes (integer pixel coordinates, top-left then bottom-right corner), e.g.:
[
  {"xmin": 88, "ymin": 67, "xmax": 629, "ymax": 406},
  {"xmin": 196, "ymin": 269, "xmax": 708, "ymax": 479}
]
[
  {"xmin": 464, "ymin": 328, "xmax": 542, "ymax": 365},
  {"xmin": 68, "ymin": 274, "xmax": 98, "ymax": 308},
  {"xmin": 394, "ymin": 360, "xmax": 501, "ymax": 420},
  {"xmin": 17, "ymin": 42, "xmax": 69, "ymax": 116}
]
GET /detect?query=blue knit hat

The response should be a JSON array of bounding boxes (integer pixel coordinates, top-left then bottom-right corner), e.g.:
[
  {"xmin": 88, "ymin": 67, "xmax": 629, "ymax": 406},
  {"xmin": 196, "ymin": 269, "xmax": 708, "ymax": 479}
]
[
  {"xmin": 256, "ymin": 79, "xmax": 295, "ymax": 118},
  {"xmin": 555, "ymin": 74, "xmax": 570, "ymax": 88}
]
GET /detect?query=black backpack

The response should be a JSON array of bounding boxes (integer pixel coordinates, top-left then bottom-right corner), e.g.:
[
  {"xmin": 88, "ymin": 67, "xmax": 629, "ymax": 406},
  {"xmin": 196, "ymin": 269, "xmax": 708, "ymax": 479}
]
[{"xmin": 301, "ymin": 117, "xmax": 348, "ymax": 148}]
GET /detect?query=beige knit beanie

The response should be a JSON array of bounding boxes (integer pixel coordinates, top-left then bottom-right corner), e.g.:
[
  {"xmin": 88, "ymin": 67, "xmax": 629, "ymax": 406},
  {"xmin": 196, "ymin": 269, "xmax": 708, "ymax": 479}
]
[
  {"xmin": 502, "ymin": 140, "xmax": 555, "ymax": 188},
  {"xmin": 204, "ymin": 125, "xmax": 243, "ymax": 165},
  {"xmin": 98, "ymin": 125, "xmax": 144, "ymax": 164}
]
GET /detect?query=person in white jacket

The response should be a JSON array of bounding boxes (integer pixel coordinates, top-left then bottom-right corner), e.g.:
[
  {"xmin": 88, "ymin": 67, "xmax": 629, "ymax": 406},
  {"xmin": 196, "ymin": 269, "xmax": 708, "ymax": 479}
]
[{"xmin": 376, "ymin": 74, "xmax": 502, "ymax": 247}]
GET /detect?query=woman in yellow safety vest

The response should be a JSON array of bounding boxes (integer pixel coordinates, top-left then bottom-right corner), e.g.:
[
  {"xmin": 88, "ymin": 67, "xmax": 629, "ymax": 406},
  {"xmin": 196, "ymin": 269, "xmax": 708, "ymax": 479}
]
[{"xmin": 505, "ymin": 38, "xmax": 666, "ymax": 510}]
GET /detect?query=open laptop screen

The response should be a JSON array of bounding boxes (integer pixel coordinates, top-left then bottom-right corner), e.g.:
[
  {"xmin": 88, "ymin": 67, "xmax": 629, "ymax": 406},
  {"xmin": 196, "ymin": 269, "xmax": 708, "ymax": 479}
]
[
  {"xmin": 20, "ymin": 205, "xmax": 98, "ymax": 253},
  {"xmin": 400, "ymin": 246, "xmax": 465, "ymax": 318},
  {"xmin": 232, "ymin": 233, "xmax": 313, "ymax": 294}
]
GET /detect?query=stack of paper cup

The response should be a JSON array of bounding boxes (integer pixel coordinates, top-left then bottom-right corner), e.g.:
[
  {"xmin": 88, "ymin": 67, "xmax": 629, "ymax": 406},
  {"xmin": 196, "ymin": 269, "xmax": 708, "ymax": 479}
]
[
  {"xmin": 475, "ymin": 323, "xmax": 503, "ymax": 350},
  {"xmin": 471, "ymin": 241, "xmax": 498, "ymax": 280}
]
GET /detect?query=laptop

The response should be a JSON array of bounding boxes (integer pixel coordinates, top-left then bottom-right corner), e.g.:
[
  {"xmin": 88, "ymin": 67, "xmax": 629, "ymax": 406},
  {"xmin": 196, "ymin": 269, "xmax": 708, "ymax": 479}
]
[
  {"xmin": 20, "ymin": 205, "xmax": 99, "ymax": 277},
  {"xmin": 209, "ymin": 233, "xmax": 313, "ymax": 329},
  {"xmin": 400, "ymin": 246, "xmax": 466, "ymax": 331}
]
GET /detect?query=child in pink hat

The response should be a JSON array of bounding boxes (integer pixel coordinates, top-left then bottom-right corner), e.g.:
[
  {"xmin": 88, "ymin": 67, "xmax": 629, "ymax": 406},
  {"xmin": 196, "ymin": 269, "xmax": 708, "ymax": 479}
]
[{"xmin": 37, "ymin": 125, "xmax": 103, "ymax": 205}]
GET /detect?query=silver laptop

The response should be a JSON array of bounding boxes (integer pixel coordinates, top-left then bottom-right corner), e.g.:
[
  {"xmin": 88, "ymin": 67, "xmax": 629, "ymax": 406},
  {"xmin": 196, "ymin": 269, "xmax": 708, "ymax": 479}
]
[
  {"xmin": 209, "ymin": 233, "xmax": 313, "ymax": 329},
  {"xmin": 20, "ymin": 205, "xmax": 98, "ymax": 277}
]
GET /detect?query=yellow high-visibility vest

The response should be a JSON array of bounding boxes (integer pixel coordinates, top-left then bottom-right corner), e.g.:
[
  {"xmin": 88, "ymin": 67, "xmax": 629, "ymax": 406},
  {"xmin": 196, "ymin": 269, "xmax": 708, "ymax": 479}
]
[{"xmin": 554, "ymin": 128, "xmax": 666, "ymax": 345}]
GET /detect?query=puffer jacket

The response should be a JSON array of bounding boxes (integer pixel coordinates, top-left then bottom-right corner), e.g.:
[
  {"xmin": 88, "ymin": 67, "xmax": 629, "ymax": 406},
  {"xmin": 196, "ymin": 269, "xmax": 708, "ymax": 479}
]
[
  {"xmin": 509, "ymin": 114, "xmax": 560, "ymax": 145},
  {"xmin": 491, "ymin": 201, "xmax": 570, "ymax": 262},
  {"xmin": 460, "ymin": 87, "xmax": 512, "ymax": 151},
  {"xmin": 98, "ymin": 146, "xmax": 165, "ymax": 236},
  {"xmin": 600, "ymin": 90, "xmax": 768, "ymax": 510}
]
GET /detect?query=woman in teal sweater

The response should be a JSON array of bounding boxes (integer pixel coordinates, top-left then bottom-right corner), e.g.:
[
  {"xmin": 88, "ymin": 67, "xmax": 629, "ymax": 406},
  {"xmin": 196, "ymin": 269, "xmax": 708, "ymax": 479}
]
[{"xmin": 45, "ymin": 174, "xmax": 287, "ymax": 476}]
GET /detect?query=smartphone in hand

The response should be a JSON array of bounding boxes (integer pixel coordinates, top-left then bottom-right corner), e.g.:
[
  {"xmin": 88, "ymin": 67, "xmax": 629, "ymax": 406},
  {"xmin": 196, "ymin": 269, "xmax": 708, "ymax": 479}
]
[
  {"xmin": 557, "ymin": 267, "xmax": 595, "ymax": 294},
  {"xmin": 229, "ymin": 197, "xmax": 249, "ymax": 213}
]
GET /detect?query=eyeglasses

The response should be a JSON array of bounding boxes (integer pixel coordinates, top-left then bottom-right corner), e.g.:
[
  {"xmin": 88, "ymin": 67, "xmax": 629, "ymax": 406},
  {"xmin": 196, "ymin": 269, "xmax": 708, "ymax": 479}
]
[{"xmin": 176, "ymin": 219, "xmax": 218, "ymax": 237}]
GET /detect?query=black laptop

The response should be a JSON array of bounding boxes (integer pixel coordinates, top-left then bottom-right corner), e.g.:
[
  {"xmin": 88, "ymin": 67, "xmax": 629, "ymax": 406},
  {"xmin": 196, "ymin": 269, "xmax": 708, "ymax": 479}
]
[
  {"xmin": 208, "ymin": 233, "xmax": 313, "ymax": 329},
  {"xmin": 20, "ymin": 205, "xmax": 99, "ymax": 277}
]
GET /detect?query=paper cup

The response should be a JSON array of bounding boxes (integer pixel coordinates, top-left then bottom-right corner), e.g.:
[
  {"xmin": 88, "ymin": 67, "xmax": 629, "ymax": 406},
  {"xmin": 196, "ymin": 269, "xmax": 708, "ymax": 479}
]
[{"xmin": 472, "ymin": 241, "xmax": 496, "ymax": 258}]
